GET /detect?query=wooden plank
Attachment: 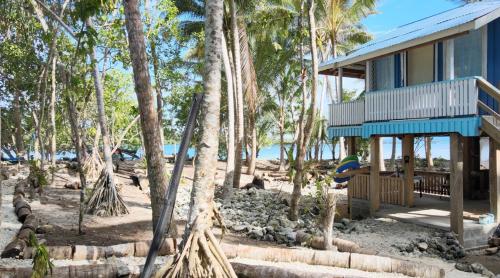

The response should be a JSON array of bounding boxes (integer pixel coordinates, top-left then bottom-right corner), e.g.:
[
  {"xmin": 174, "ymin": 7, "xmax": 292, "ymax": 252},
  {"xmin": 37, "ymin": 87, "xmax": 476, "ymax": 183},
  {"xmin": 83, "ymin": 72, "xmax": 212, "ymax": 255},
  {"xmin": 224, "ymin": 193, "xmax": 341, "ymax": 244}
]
[
  {"xmin": 450, "ymin": 133, "xmax": 464, "ymax": 243},
  {"xmin": 370, "ymin": 136, "xmax": 381, "ymax": 214},
  {"xmin": 490, "ymin": 139, "xmax": 500, "ymax": 223},
  {"xmin": 482, "ymin": 116, "xmax": 500, "ymax": 144},
  {"xmin": 477, "ymin": 77, "xmax": 500, "ymax": 104},
  {"xmin": 402, "ymin": 135, "xmax": 415, "ymax": 207}
]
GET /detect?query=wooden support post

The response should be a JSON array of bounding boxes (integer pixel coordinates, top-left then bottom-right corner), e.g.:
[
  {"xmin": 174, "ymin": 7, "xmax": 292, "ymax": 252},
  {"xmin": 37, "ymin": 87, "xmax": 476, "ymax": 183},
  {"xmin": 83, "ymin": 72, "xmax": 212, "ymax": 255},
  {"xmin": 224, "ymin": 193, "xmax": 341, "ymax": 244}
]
[
  {"xmin": 463, "ymin": 137, "xmax": 481, "ymax": 198},
  {"xmin": 402, "ymin": 135, "xmax": 414, "ymax": 207},
  {"xmin": 450, "ymin": 133, "xmax": 464, "ymax": 243},
  {"xmin": 370, "ymin": 136, "xmax": 381, "ymax": 215},
  {"xmin": 348, "ymin": 137, "xmax": 356, "ymax": 156},
  {"xmin": 490, "ymin": 138, "xmax": 500, "ymax": 223}
]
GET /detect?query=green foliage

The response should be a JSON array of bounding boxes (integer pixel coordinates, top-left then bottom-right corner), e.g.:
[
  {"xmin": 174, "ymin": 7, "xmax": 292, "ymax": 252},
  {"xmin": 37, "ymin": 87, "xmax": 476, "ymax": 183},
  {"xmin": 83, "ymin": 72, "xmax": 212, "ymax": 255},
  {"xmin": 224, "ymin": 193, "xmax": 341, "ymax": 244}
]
[
  {"xmin": 29, "ymin": 233, "xmax": 54, "ymax": 278},
  {"xmin": 28, "ymin": 161, "xmax": 49, "ymax": 189}
]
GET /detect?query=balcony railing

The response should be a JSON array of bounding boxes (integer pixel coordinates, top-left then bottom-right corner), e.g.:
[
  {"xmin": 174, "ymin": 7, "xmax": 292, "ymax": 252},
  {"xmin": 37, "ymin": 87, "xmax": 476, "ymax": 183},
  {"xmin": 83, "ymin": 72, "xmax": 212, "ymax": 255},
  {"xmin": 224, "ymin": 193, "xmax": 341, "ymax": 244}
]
[
  {"xmin": 329, "ymin": 99, "xmax": 365, "ymax": 126},
  {"xmin": 329, "ymin": 77, "xmax": 481, "ymax": 127}
]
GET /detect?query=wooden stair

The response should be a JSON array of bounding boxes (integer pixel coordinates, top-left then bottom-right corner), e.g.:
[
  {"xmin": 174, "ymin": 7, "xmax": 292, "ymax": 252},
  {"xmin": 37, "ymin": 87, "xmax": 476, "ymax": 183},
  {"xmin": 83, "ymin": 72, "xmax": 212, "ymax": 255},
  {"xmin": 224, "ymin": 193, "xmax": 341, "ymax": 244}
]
[{"xmin": 481, "ymin": 116, "xmax": 500, "ymax": 143}]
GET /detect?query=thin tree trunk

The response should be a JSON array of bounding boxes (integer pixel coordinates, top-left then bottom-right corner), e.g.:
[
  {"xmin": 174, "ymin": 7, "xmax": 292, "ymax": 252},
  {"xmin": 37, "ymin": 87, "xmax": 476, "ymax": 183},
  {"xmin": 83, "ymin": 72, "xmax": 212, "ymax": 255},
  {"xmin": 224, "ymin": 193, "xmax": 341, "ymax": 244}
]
[
  {"xmin": 165, "ymin": 9, "xmax": 237, "ymax": 278},
  {"xmin": 66, "ymin": 97, "xmax": 87, "ymax": 234},
  {"xmin": 50, "ymin": 52, "xmax": 57, "ymax": 171},
  {"xmin": 379, "ymin": 138, "xmax": 386, "ymax": 171},
  {"xmin": 13, "ymin": 90, "xmax": 24, "ymax": 158},
  {"xmin": 278, "ymin": 105, "xmax": 286, "ymax": 171},
  {"xmin": 86, "ymin": 17, "xmax": 118, "ymax": 201},
  {"xmin": 425, "ymin": 137, "xmax": 433, "ymax": 169},
  {"xmin": 151, "ymin": 40, "xmax": 165, "ymax": 147},
  {"xmin": 290, "ymin": 0, "xmax": 318, "ymax": 221},
  {"xmin": 239, "ymin": 22, "xmax": 257, "ymax": 176},
  {"xmin": 231, "ymin": 0, "xmax": 244, "ymax": 189},
  {"xmin": 123, "ymin": 0, "xmax": 175, "ymax": 233},
  {"xmin": 222, "ymin": 33, "xmax": 235, "ymax": 199}
]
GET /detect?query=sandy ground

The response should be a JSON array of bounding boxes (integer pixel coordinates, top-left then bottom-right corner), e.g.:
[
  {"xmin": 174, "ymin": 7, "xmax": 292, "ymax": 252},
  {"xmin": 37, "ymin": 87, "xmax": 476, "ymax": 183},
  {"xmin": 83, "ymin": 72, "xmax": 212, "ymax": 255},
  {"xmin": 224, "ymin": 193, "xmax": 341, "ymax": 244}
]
[{"xmin": 0, "ymin": 161, "xmax": 497, "ymax": 277}]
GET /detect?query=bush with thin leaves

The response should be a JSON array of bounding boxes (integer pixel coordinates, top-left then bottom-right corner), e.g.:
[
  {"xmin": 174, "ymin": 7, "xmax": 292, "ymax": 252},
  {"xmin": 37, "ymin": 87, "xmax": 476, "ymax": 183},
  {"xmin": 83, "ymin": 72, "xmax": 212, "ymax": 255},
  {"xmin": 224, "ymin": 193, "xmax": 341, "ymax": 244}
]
[{"xmin": 29, "ymin": 232, "xmax": 54, "ymax": 278}]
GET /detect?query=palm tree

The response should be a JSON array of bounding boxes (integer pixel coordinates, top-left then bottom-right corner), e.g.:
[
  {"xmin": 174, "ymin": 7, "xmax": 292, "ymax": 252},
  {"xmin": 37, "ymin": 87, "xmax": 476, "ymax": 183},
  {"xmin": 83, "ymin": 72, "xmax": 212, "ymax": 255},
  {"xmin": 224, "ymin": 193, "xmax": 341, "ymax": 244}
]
[
  {"xmin": 123, "ymin": 0, "xmax": 177, "ymax": 234},
  {"xmin": 316, "ymin": 0, "xmax": 375, "ymax": 161},
  {"xmin": 160, "ymin": 0, "xmax": 237, "ymax": 276}
]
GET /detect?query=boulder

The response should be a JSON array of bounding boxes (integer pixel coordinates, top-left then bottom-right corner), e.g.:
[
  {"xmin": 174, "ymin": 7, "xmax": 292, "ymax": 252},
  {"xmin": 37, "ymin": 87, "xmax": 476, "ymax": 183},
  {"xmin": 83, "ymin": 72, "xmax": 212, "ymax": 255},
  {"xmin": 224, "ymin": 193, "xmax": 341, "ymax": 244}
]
[
  {"xmin": 417, "ymin": 242, "xmax": 428, "ymax": 251},
  {"xmin": 486, "ymin": 247, "xmax": 498, "ymax": 255}
]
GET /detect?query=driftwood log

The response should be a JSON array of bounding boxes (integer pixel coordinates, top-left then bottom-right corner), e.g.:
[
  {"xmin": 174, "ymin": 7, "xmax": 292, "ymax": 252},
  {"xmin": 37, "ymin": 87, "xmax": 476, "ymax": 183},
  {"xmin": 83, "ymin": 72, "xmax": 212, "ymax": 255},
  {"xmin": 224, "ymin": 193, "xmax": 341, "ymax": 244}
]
[
  {"xmin": 0, "ymin": 264, "xmax": 120, "ymax": 278},
  {"xmin": 0, "ymin": 238, "xmax": 27, "ymax": 259},
  {"xmin": 14, "ymin": 197, "xmax": 31, "ymax": 223}
]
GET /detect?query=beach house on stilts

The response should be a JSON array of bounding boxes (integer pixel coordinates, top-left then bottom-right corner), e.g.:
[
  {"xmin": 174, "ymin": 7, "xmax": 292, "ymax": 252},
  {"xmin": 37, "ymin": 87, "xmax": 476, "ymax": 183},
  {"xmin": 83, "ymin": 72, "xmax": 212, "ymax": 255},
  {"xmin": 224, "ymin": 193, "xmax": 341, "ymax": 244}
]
[{"xmin": 321, "ymin": 1, "xmax": 500, "ymax": 248}]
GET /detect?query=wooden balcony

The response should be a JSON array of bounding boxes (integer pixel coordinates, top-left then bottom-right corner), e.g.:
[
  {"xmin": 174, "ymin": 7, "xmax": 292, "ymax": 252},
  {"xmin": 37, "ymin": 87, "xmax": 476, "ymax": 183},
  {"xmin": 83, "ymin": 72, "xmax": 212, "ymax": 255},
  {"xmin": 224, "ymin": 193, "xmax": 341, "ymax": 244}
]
[{"xmin": 329, "ymin": 77, "xmax": 481, "ymax": 127}]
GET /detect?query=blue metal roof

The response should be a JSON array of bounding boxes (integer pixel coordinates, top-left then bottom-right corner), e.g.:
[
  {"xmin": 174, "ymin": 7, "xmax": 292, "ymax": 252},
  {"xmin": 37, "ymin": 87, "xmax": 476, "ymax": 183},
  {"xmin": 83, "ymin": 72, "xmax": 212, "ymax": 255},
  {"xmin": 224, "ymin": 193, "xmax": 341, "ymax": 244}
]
[{"xmin": 320, "ymin": 1, "xmax": 500, "ymax": 70}]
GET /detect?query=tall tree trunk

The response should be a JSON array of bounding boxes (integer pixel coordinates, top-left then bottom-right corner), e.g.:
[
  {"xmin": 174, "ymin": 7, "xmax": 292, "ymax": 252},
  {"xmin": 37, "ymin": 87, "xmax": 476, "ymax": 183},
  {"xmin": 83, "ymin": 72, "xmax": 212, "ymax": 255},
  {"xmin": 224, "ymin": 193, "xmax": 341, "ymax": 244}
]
[
  {"xmin": 222, "ymin": 33, "xmax": 235, "ymax": 199},
  {"xmin": 239, "ymin": 22, "xmax": 257, "ymax": 176},
  {"xmin": 13, "ymin": 90, "xmax": 24, "ymax": 158},
  {"xmin": 231, "ymin": 0, "xmax": 244, "ymax": 189},
  {"xmin": 290, "ymin": 0, "xmax": 318, "ymax": 221},
  {"xmin": 66, "ymin": 97, "xmax": 87, "ymax": 234},
  {"xmin": 49, "ymin": 53, "xmax": 57, "ymax": 171},
  {"xmin": 151, "ymin": 40, "xmax": 165, "ymax": 147},
  {"xmin": 86, "ymin": 18, "xmax": 121, "ymax": 211},
  {"xmin": 278, "ymin": 104, "xmax": 286, "ymax": 171},
  {"xmin": 390, "ymin": 137, "xmax": 396, "ymax": 170},
  {"xmin": 160, "ymin": 1, "xmax": 236, "ymax": 275},
  {"xmin": 123, "ymin": 0, "xmax": 175, "ymax": 233},
  {"xmin": 425, "ymin": 137, "xmax": 434, "ymax": 169}
]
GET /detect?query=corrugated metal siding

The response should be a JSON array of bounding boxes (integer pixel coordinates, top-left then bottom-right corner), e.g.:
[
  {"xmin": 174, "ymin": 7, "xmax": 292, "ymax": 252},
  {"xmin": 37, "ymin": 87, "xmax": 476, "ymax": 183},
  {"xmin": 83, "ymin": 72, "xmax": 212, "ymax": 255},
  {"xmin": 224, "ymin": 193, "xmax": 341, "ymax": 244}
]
[
  {"xmin": 329, "ymin": 101, "xmax": 365, "ymax": 126},
  {"xmin": 484, "ymin": 17, "xmax": 500, "ymax": 113},
  {"xmin": 361, "ymin": 117, "xmax": 481, "ymax": 138},
  {"xmin": 320, "ymin": 1, "xmax": 500, "ymax": 70},
  {"xmin": 328, "ymin": 126, "xmax": 363, "ymax": 138}
]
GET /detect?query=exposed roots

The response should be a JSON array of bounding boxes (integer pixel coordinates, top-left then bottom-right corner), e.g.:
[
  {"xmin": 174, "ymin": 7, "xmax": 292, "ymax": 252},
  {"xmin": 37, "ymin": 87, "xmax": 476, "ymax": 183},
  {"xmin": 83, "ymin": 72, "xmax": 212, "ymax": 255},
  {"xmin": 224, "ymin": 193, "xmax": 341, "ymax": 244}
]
[
  {"xmin": 86, "ymin": 169, "xmax": 128, "ymax": 216},
  {"xmin": 156, "ymin": 221, "xmax": 237, "ymax": 278},
  {"xmin": 82, "ymin": 153, "xmax": 102, "ymax": 181}
]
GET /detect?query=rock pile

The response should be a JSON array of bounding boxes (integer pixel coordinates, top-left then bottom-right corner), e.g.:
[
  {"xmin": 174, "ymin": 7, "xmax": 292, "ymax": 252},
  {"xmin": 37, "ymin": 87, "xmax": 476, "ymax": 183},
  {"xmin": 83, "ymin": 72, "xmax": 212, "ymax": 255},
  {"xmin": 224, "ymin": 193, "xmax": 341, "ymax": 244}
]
[
  {"xmin": 214, "ymin": 186, "xmax": 320, "ymax": 245},
  {"xmin": 396, "ymin": 232, "xmax": 465, "ymax": 260}
]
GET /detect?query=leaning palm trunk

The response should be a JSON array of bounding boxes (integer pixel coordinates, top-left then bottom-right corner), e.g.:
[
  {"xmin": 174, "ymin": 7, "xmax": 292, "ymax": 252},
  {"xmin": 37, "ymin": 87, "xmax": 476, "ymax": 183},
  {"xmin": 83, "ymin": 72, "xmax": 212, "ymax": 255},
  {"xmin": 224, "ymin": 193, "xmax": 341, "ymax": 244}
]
[
  {"xmin": 157, "ymin": 0, "xmax": 235, "ymax": 276},
  {"xmin": 222, "ymin": 33, "xmax": 235, "ymax": 199},
  {"xmin": 230, "ymin": 0, "xmax": 244, "ymax": 189},
  {"xmin": 85, "ymin": 17, "xmax": 127, "ymax": 216}
]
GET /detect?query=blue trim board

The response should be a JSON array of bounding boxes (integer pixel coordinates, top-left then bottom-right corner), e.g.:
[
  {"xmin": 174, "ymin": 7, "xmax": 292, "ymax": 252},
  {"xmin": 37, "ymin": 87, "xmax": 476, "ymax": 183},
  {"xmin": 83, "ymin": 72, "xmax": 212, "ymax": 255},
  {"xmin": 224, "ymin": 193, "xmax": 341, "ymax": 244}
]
[
  {"xmin": 328, "ymin": 126, "xmax": 363, "ymax": 138},
  {"xmin": 328, "ymin": 117, "xmax": 481, "ymax": 139}
]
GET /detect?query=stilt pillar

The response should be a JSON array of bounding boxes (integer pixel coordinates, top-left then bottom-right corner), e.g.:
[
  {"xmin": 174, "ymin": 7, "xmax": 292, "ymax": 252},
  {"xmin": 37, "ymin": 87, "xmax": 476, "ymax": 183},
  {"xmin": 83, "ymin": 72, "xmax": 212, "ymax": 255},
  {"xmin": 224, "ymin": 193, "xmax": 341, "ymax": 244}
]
[
  {"xmin": 463, "ymin": 137, "xmax": 481, "ymax": 198},
  {"xmin": 370, "ymin": 136, "xmax": 381, "ymax": 215},
  {"xmin": 402, "ymin": 135, "xmax": 414, "ymax": 207},
  {"xmin": 490, "ymin": 138, "xmax": 500, "ymax": 223},
  {"xmin": 347, "ymin": 137, "xmax": 356, "ymax": 156},
  {"xmin": 450, "ymin": 133, "xmax": 464, "ymax": 243}
]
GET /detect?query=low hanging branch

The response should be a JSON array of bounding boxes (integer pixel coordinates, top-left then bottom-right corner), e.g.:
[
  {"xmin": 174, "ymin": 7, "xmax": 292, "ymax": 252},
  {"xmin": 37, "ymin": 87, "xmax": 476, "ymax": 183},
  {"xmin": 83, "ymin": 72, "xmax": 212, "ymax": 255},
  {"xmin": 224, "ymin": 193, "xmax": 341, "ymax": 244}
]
[{"xmin": 86, "ymin": 168, "xmax": 128, "ymax": 216}]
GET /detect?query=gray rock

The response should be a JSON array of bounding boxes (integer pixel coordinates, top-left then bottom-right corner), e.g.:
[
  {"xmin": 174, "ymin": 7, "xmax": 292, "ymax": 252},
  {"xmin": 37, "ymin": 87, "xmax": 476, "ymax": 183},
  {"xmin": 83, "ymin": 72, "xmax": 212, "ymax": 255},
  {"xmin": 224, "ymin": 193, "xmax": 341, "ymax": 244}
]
[
  {"xmin": 471, "ymin": 263, "xmax": 486, "ymax": 274},
  {"xmin": 405, "ymin": 245, "xmax": 414, "ymax": 253},
  {"xmin": 232, "ymin": 225, "xmax": 247, "ymax": 232},
  {"xmin": 248, "ymin": 228, "xmax": 264, "ymax": 239},
  {"xmin": 333, "ymin": 223, "xmax": 346, "ymax": 230},
  {"xmin": 417, "ymin": 242, "xmax": 428, "ymax": 251},
  {"xmin": 341, "ymin": 218, "xmax": 350, "ymax": 226},
  {"xmin": 455, "ymin": 263, "xmax": 472, "ymax": 272},
  {"xmin": 436, "ymin": 243, "xmax": 446, "ymax": 252}
]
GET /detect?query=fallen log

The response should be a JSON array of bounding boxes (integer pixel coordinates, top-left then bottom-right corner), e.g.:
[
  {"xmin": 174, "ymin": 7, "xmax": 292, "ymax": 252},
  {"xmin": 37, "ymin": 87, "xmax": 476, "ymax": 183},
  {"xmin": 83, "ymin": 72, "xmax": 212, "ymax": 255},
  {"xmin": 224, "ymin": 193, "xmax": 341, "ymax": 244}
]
[
  {"xmin": 220, "ymin": 243, "xmax": 351, "ymax": 268},
  {"xmin": 20, "ymin": 214, "xmax": 37, "ymax": 231},
  {"xmin": 295, "ymin": 230, "xmax": 368, "ymax": 254},
  {"xmin": 0, "ymin": 238, "xmax": 27, "ymax": 258},
  {"xmin": 24, "ymin": 246, "xmax": 73, "ymax": 260},
  {"xmin": 16, "ymin": 207, "xmax": 31, "ymax": 223},
  {"xmin": 3, "ymin": 264, "xmax": 119, "ymax": 278},
  {"xmin": 134, "ymin": 239, "xmax": 176, "ymax": 257},
  {"xmin": 12, "ymin": 193, "xmax": 24, "ymax": 205},
  {"xmin": 231, "ymin": 259, "xmax": 357, "ymax": 278},
  {"xmin": 73, "ymin": 245, "xmax": 108, "ymax": 260},
  {"xmin": 17, "ymin": 228, "xmax": 34, "ymax": 242}
]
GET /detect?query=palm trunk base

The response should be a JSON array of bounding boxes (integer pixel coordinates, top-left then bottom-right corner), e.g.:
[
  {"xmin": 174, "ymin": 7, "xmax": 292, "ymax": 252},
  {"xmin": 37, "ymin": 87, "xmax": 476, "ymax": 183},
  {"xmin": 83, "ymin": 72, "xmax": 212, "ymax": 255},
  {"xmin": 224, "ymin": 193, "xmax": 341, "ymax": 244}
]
[
  {"xmin": 156, "ymin": 222, "xmax": 237, "ymax": 278},
  {"xmin": 82, "ymin": 154, "xmax": 102, "ymax": 181},
  {"xmin": 86, "ymin": 169, "xmax": 128, "ymax": 216}
]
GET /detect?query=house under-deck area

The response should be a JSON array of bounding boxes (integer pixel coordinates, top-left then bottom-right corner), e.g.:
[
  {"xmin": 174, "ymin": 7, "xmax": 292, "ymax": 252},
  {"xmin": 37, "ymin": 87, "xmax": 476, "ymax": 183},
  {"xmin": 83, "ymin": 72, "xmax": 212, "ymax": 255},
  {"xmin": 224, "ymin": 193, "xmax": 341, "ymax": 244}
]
[{"xmin": 320, "ymin": 1, "xmax": 500, "ymax": 249}]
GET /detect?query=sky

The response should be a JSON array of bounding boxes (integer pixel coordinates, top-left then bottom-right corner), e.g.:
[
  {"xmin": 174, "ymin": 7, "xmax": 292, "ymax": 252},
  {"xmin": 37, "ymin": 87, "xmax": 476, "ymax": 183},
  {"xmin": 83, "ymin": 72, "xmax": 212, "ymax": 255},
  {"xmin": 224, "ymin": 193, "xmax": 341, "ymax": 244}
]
[{"xmin": 340, "ymin": 0, "xmax": 462, "ymax": 93}]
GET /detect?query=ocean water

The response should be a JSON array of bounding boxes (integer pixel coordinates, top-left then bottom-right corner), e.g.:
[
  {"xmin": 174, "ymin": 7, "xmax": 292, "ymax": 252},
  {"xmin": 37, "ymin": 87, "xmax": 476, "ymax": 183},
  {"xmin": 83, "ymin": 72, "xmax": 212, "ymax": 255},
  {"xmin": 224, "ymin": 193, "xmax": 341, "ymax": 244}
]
[{"xmin": 28, "ymin": 136, "xmax": 490, "ymax": 162}]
